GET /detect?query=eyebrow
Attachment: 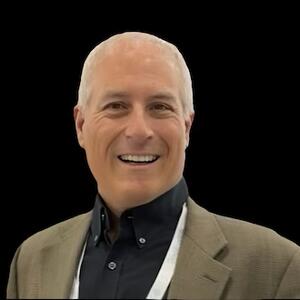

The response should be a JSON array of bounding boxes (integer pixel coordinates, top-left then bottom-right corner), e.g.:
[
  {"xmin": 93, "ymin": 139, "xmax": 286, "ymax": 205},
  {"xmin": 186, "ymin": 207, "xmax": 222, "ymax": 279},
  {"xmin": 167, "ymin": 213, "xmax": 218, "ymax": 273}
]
[{"xmin": 148, "ymin": 92, "xmax": 176, "ymax": 102}]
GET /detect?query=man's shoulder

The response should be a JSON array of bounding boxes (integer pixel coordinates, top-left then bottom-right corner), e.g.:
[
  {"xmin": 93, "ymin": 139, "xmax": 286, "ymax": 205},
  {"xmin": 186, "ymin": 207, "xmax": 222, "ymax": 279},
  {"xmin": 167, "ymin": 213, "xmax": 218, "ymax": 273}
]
[
  {"xmin": 214, "ymin": 209, "xmax": 298, "ymax": 251},
  {"xmin": 21, "ymin": 211, "xmax": 92, "ymax": 252},
  {"xmin": 187, "ymin": 197, "xmax": 299, "ymax": 255}
]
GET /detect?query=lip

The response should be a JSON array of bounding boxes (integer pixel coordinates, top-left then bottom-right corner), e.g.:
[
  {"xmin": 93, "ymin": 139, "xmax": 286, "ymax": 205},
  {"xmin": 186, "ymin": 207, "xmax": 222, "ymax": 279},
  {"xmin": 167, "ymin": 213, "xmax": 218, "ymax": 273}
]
[
  {"xmin": 119, "ymin": 161, "xmax": 158, "ymax": 167},
  {"xmin": 118, "ymin": 153, "xmax": 159, "ymax": 156},
  {"xmin": 117, "ymin": 154, "xmax": 160, "ymax": 167}
]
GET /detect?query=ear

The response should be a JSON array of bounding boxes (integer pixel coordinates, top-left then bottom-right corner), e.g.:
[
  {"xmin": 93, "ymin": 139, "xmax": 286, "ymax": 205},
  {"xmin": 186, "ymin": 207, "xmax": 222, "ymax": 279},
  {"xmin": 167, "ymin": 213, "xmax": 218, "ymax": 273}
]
[
  {"xmin": 73, "ymin": 105, "xmax": 85, "ymax": 148},
  {"xmin": 184, "ymin": 112, "xmax": 194, "ymax": 148}
]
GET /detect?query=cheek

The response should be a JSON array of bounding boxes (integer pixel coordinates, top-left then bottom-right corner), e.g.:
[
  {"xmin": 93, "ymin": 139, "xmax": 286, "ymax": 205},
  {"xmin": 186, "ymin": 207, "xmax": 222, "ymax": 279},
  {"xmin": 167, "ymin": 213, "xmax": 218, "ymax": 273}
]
[
  {"xmin": 157, "ymin": 120, "xmax": 187, "ymax": 151},
  {"xmin": 82, "ymin": 121, "xmax": 107, "ymax": 161},
  {"xmin": 84, "ymin": 117, "xmax": 107, "ymax": 146},
  {"xmin": 83, "ymin": 124, "xmax": 116, "ymax": 181},
  {"xmin": 83, "ymin": 122, "xmax": 99, "ymax": 152}
]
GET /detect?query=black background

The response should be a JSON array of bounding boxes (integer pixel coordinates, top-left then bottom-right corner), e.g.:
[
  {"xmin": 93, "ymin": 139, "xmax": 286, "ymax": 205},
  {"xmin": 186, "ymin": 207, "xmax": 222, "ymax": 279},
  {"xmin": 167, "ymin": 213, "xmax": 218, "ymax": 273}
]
[{"xmin": 1, "ymin": 6, "xmax": 299, "ymax": 298}]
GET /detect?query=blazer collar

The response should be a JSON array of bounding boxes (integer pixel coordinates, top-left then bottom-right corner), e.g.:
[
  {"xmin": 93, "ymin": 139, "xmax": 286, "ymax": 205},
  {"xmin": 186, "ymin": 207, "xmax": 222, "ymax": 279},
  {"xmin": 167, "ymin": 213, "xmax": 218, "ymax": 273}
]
[{"xmin": 168, "ymin": 198, "xmax": 232, "ymax": 300}]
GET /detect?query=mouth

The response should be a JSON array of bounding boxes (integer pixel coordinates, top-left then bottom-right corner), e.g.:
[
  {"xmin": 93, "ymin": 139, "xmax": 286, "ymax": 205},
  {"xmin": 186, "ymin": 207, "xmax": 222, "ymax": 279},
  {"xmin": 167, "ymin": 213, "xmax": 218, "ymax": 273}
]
[{"xmin": 118, "ymin": 154, "xmax": 160, "ymax": 164}]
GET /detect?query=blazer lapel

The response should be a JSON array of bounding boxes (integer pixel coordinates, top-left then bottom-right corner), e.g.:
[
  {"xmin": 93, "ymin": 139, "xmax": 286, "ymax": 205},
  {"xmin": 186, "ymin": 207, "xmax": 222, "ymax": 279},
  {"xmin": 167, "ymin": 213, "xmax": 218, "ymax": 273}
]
[
  {"xmin": 168, "ymin": 198, "xmax": 232, "ymax": 300},
  {"xmin": 39, "ymin": 212, "xmax": 92, "ymax": 298}
]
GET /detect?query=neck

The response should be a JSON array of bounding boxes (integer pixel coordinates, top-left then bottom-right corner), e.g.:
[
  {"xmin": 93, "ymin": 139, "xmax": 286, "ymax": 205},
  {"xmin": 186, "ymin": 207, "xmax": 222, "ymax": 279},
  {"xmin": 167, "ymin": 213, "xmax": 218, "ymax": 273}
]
[{"xmin": 106, "ymin": 206, "xmax": 121, "ymax": 242}]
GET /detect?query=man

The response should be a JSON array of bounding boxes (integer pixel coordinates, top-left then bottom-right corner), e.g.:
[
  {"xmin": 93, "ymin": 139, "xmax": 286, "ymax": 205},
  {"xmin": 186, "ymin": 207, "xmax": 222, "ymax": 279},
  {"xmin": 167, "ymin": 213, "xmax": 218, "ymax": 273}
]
[{"xmin": 7, "ymin": 32, "xmax": 300, "ymax": 299}]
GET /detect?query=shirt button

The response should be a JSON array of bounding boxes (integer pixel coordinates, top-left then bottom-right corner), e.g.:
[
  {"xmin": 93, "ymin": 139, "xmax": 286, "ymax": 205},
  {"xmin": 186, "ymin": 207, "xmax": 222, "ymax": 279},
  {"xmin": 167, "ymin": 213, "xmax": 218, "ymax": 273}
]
[
  {"xmin": 107, "ymin": 261, "xmax": 117, "ymax": 270},
  {"xmin": 139, "ymin": 237, "xmax": 146, "ymax": 244}
]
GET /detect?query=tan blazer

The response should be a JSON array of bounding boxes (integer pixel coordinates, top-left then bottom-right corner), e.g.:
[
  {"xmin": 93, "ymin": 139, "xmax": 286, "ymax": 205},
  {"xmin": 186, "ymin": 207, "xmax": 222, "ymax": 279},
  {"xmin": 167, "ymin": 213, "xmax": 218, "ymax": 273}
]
[{"xmin": 7, "ymin": 198, "xmax": 300, "ymax": 299}]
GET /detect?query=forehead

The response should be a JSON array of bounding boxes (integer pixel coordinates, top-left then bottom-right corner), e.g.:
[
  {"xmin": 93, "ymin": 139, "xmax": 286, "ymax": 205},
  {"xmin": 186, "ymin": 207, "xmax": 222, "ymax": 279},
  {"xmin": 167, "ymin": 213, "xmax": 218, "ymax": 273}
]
[
  {"xmin": 85, "ymin": 40, "xmax": 180, "ymax": 89},
  {"xmin": 89, "ymin": 39, "xmax": 181, "ymax": 84}
]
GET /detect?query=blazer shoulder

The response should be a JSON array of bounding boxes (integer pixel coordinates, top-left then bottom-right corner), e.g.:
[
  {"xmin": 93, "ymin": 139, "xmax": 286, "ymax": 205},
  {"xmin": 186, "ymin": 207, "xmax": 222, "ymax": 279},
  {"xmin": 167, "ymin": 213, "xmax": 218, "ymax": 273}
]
[
  {"xmin": 213, "ymin": 211, "xmax": 299, "ymax": 258},
  {"xmin": 187, "ymin": 198, "xmax": 299, "ymax": 259},
  {"xmin": 20, "ymin": 211, "xmax": 92, "ymax": 252}
]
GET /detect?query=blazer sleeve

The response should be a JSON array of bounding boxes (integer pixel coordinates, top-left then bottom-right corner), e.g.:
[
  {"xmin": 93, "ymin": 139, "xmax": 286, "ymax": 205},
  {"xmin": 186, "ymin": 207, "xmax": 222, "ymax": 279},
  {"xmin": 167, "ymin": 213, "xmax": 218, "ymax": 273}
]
[
  {"xmin": 7, "ymin": 246, "xmax": 21, "ymax": 299},
  {"xmin": 275, "ymin": 248, "xmax": 300, "ymax": 299}
]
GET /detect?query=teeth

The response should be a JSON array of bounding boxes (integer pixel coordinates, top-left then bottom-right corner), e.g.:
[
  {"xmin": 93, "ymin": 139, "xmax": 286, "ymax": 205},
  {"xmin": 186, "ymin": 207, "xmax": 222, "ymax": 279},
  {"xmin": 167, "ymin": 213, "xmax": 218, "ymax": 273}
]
[{"xmin": 119, "ymin": 154, "xmax": 158, "ymax": 163}]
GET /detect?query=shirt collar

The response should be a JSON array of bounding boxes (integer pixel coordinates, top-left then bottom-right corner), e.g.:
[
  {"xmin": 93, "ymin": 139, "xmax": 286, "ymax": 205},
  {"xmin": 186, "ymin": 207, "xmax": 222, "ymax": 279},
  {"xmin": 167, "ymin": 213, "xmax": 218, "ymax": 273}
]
[{"xmin": 90, "ymin": 177, "xmax": 189, "ymax": 247}]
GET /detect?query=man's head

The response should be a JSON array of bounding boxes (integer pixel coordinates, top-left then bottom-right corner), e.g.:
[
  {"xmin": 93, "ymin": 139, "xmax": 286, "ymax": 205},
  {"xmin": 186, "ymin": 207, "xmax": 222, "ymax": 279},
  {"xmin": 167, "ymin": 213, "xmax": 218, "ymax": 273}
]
[{"xmin": 74, "ymin": 32, "xmax": 194, "ymax": 215}]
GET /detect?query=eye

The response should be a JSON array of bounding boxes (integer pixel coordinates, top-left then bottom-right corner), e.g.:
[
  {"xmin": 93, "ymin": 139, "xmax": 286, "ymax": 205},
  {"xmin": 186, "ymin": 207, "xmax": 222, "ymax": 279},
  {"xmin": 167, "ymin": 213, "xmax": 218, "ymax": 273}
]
[
  {"xmin": 104, "ymin": 101, "xmax": 127, "ymax": 110},
  {"xmin": 150, "ymin": 103, "xmax": 172, "ymax": 111}
]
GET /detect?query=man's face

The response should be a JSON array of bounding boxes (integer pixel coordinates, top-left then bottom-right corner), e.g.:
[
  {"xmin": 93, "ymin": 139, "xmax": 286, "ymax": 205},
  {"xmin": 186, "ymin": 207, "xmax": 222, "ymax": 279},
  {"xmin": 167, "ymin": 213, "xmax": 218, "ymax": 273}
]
[{"xmin": 74, "ymin": 41, "xmax": 193, "ymax": 214}]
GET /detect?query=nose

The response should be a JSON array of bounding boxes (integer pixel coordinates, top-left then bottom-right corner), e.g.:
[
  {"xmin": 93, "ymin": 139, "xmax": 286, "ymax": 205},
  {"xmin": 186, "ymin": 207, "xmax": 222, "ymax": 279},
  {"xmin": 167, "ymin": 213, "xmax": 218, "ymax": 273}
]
[{"xmin": 124, "ymin": 108, "xmax": 154, "ymax": 143}]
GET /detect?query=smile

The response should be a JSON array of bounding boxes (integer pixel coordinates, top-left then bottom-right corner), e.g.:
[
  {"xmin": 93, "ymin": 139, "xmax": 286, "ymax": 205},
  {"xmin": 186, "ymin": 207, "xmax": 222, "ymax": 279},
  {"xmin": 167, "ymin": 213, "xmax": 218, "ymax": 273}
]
[{"xmin": 118, "ymin": 154, "xmax": 160, "ymax": 164}]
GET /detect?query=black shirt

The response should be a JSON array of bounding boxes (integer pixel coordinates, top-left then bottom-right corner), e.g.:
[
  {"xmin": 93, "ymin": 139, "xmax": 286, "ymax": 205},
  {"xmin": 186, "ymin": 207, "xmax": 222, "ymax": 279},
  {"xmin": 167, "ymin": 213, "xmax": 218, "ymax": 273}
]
[{"xmin": 79, "ymin": 178, "xmax": 188, "ymax": 299}]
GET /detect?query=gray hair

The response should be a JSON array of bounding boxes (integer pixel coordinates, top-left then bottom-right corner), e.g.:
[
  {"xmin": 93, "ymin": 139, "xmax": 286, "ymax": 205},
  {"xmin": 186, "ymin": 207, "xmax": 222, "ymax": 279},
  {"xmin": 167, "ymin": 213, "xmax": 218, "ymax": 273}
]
[{"xmin": 77, "ymin": 32, "xmax": 194, "ymax": 116}]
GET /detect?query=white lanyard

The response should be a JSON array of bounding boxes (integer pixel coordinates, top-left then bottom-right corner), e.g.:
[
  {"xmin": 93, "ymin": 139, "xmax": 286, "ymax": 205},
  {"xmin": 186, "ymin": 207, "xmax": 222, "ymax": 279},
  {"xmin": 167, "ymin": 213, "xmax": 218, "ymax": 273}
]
[
  {"xmin": 146, "ymin": 203, "xmax": 187, "ymax": 299},
  {"xmin": 69, "ymin": 242, "xmax": 86, "ymax": 299},
  {"xmin": 70, "ymin": 203, "xmax": 187, "ymax": 299}
]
